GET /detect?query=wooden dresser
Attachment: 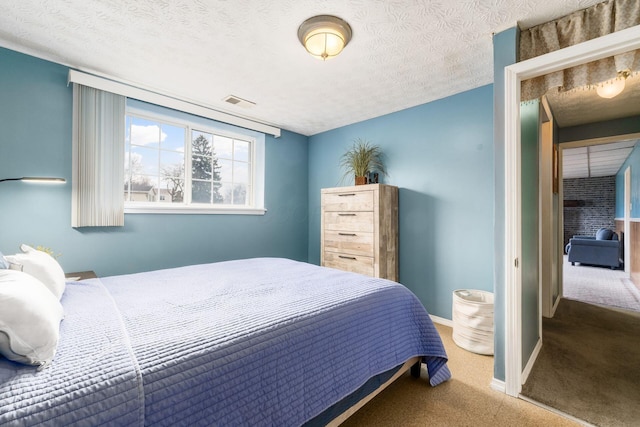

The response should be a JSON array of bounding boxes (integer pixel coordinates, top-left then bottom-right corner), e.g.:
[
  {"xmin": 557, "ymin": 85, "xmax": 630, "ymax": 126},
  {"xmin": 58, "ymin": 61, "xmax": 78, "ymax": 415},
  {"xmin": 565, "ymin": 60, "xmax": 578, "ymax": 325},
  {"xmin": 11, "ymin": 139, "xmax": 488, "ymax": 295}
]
[{"xmin": 321, "ymin": 184, "xmax": 398, "ymax": 281}]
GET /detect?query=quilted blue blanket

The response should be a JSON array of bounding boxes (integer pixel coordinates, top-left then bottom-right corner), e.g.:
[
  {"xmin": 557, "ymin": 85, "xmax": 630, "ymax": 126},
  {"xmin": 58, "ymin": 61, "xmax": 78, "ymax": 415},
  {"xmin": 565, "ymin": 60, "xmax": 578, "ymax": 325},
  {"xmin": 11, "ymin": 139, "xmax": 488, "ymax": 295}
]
[
  {"xmin": 0, "ymin": 258, "xmax": 450, "ymax": 426},
  {"xmin": 0, "ymin": 280, "xmax": 143, "ymax": 426}
]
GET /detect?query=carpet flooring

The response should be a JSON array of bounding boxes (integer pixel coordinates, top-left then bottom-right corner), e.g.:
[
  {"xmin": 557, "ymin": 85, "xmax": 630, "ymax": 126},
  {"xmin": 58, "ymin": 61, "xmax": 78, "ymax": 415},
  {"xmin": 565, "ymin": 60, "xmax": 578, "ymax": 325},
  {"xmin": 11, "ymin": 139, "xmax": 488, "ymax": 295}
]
[
  {"xmin": 521, "ymin": 298, "xmax": 640, "ymax": 426},
  {"xmin": 343, "ymin": 262, "xmax": 640, "ymax": 425},
  {"xmin": 342, "ymin": 324, "xmax": 579, "ymax": 427},
  {"xmin": 562, "ymin": 256, "xmax": 640, "ymax": 312}
]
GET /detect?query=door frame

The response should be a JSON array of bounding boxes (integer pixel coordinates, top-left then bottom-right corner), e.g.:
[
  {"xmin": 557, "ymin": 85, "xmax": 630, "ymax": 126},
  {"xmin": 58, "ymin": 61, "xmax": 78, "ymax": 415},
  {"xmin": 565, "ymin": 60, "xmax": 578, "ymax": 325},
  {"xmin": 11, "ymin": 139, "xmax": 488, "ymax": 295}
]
[
  {"xmin": 539, "ymin": 97, "xmax": 559, "ymax": 320},
  {"xmin": 503, "ymin": 25, "xmax": 640, "ymax": 397},
  {"xmin": 625, "ymin": 166, "xmax": 631, "ymax": 273}
]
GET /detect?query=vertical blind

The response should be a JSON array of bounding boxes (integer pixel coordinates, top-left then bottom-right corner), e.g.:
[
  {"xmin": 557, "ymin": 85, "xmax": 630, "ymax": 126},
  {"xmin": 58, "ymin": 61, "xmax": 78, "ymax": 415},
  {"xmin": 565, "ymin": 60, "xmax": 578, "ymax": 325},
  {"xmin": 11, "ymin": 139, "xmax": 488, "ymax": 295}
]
[{"xmin": 71, "ymin": 84, "xmax": 125, "ymax": 227}]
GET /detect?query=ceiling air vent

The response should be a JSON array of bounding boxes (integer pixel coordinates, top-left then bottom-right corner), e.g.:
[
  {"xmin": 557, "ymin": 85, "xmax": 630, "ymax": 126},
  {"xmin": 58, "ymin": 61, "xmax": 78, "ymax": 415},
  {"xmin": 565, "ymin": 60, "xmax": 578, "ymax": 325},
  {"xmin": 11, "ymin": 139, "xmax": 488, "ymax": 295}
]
[{"xmin": 223, "ymin": 95, "xmax": 256, "ymax": 109}]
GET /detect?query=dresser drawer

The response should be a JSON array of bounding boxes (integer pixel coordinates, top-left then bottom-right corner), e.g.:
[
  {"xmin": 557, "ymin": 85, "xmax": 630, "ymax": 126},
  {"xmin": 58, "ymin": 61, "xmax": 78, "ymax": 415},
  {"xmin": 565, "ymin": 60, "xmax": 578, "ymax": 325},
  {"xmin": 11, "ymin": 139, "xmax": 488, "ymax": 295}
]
[
  {"xmin": 324, "ymin": 230, "xmax": 374, "ymax": 256},
  {"xmin": 323, "ymin": 211, "xmax": 374, "ymax": 232},
  {"xmin": 323, "ymin": 252, "xmax": 374, "ymax": 276},
  {"xmin": 322, "ymin": 190, "xmax": 373, "ymax": 211}
]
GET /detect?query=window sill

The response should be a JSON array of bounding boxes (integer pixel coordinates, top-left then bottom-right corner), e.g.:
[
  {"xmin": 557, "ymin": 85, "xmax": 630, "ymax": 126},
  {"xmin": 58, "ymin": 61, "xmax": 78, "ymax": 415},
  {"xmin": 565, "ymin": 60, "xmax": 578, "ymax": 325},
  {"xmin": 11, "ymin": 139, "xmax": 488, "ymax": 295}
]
[{"xmin": 124, "ymin": 205, "xmax": 267, "ymax": 215}]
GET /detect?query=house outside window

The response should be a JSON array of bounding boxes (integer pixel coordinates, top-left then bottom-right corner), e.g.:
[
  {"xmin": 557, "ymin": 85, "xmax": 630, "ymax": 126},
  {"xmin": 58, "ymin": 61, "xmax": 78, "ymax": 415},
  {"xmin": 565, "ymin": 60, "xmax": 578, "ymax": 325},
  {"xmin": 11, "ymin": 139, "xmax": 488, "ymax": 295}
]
[{"xmin": 124, "ymin": 101, "xmax": 265, "ymax": 215}]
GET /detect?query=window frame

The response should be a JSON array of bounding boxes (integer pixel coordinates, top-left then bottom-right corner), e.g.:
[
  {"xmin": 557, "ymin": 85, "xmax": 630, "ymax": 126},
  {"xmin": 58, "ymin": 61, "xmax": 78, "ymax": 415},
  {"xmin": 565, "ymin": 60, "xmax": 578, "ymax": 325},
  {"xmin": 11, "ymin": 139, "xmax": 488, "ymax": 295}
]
[{"xmin": 124, "ymin": 105, "xmax": 266, "ymax": 215}]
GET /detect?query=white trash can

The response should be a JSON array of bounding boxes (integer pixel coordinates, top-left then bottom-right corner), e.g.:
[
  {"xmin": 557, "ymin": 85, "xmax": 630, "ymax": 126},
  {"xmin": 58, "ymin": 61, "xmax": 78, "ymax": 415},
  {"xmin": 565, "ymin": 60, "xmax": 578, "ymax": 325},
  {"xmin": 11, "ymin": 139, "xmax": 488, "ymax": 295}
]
[{"xmin": 452, "ymin": 289, "xmax": 494, "ymax": 355}]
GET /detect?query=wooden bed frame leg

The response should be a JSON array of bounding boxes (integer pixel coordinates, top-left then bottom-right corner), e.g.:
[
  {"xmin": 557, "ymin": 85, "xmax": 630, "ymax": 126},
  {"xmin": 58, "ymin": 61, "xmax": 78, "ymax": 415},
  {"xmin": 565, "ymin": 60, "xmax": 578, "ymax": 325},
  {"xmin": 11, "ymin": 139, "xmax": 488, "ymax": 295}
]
[{"xmin": 410, "ymin": 361, "xmax": 421, "ymax": 378}]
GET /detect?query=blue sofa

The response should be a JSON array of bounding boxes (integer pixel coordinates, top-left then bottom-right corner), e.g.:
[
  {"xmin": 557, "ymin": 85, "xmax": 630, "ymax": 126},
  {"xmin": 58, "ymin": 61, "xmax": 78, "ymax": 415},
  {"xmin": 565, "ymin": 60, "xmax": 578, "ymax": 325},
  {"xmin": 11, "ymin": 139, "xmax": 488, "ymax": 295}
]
[{"xmin": 566, "ymin": 228, "xmax": 622, "ymax": 269}]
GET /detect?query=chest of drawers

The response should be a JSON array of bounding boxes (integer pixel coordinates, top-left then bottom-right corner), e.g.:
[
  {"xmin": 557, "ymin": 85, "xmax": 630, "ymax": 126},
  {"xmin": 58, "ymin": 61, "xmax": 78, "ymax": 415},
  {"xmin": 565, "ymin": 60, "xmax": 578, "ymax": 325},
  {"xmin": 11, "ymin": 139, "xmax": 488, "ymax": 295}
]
[{"xmin": 321, "ymin": 184, "xmax": 398, "ymax": 281}]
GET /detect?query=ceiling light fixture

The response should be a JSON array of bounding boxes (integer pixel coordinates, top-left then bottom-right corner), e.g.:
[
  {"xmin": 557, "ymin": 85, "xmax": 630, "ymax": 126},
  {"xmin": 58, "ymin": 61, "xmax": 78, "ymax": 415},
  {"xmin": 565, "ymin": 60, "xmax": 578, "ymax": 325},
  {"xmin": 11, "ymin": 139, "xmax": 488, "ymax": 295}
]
[
  {"xmin": 298, "ymin": 15, "xmax": 352, "ymax": 60},
  {"xmin": 596, "ymin": 70, "xmax": 630, "ymax": 99}
]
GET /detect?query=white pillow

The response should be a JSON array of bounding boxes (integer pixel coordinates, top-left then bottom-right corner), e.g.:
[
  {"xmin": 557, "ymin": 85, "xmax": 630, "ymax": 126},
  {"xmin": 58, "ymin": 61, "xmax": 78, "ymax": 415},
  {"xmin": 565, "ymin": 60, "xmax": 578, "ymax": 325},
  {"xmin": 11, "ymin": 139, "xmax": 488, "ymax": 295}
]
[
  {"xmin": 4, "ymin": 244, "xmax": 66, "ymax": 300},
  {"xmin": 0, "ymin": 269, "xmax": 64, "ymax": 369}
]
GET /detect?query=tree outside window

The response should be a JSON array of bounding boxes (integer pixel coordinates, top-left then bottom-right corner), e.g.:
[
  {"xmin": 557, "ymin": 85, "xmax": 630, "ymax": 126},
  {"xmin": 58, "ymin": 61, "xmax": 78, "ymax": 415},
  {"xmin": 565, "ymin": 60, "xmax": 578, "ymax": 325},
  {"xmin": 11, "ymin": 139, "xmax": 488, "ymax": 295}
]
[{"xmin": 191, "ymin": 132, "xmax": 223, "ymax": 203}]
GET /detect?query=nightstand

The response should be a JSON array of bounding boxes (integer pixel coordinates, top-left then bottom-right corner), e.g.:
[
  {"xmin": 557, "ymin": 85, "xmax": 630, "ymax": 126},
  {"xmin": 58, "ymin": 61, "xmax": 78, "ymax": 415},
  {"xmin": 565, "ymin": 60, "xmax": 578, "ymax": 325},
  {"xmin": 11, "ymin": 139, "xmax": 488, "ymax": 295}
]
[{"xmin": 65, "ymin": 271, "xmax": 97, "ymax": 281}]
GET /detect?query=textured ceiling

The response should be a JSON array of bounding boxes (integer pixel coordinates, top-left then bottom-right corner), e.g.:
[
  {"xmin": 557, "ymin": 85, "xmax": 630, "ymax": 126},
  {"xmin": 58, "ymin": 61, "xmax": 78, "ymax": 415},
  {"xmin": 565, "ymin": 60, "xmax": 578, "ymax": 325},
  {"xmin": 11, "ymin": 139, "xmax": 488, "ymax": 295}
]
[
  {"xmin": 0, "ymin": 0, "xmax": 608, "ymax": 136},
  {"xmin": 546, "ymin": 72, "xmax": 640, "ymax": 128}
]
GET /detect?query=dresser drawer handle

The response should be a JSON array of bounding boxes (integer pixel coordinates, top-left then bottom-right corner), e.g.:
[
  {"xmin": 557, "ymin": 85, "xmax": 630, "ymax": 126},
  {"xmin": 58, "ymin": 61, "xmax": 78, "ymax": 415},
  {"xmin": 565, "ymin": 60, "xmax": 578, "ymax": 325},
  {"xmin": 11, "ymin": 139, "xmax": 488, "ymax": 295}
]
[
  {"xmin": 338, "ymin": 193, "xmax": 356, "ymax": 197},
  {"xmin": 338, "ymin": 233, "xmax": 357, "ymax": 236},
  {"xmin": 339, "ymin": 255, "xmax": 357, "ymax": 260},
  {"xmin": 338, "ymin": 213, "xmax": 356, "ymax": 216}
]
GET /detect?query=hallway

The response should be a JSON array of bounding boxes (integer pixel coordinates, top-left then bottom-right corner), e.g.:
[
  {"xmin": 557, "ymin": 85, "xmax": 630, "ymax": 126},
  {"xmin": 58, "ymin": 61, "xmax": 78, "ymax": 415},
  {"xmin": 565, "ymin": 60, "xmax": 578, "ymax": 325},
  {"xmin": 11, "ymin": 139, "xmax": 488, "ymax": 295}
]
[
  {"xmin": 522, "ymin": 258, "xmax": 640, "ymax": 425},
  {"xmin": 562, "ymin": 255, "xmax": 640, "ymax": 312}
]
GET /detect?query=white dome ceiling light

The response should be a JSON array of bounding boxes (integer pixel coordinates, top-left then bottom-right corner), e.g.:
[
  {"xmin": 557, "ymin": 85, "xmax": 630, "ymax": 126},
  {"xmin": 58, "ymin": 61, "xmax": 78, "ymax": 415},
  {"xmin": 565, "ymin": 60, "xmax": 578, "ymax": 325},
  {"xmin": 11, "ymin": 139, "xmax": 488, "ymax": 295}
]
[{"xmin": 298, "ymin": 15, "xmax": 352, "ymax": 61}]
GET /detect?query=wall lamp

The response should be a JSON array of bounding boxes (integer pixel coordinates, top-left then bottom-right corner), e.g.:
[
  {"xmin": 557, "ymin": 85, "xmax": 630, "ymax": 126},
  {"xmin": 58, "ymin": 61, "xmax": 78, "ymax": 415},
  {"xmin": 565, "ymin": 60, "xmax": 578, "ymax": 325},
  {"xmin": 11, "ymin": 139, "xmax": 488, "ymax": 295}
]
[{"xmin": 0, "ymin": 177, "xmax": 66, "ymax": 184}]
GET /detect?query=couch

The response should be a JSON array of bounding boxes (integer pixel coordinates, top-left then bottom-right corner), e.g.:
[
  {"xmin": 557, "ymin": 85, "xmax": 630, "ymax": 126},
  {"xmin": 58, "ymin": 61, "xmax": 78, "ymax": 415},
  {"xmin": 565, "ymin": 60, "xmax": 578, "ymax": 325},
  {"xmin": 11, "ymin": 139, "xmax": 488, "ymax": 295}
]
[{"xmin": 566, "ymin": 228, "xmax": 622, "ymax": 269}]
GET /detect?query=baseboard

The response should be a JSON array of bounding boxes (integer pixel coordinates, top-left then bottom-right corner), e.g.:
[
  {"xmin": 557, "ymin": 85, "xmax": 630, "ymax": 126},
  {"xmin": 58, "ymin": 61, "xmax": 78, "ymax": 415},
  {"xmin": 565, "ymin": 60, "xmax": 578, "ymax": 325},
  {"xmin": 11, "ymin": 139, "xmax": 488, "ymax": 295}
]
[
  {"xmin": 430, "ymin": 314, "xmax": 453, "ymax": 327},
  {"xmin": 490, "ymin": 378, "xmax": 506, "ymax": 393},
  {"xmin": 551, "ymin": 295, "xmax": 561, "ymax": 317},
  {"xmin": 521, "ymin": 337, "xmax": 542, "ymax": 384}
]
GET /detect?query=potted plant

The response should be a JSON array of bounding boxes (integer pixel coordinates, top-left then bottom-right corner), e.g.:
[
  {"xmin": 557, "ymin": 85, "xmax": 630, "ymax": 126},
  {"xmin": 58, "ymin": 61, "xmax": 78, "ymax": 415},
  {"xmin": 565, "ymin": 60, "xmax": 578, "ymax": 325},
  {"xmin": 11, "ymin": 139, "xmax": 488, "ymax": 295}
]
[{"xmin": 339, "ymin": 138, "xmax": 386, "ymax": 185}]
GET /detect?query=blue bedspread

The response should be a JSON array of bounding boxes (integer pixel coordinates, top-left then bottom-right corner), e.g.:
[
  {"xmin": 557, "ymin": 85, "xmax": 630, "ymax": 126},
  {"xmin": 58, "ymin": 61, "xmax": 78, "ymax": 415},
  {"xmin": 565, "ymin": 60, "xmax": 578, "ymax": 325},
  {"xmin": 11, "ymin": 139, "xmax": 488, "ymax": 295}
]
[
  {"xmin": 0, "ymin": 280, "xmax": 143, "ymax": 426},
  {"xmin": 0, "ymin": 258, "xmax": 449, "ymax": 426}
]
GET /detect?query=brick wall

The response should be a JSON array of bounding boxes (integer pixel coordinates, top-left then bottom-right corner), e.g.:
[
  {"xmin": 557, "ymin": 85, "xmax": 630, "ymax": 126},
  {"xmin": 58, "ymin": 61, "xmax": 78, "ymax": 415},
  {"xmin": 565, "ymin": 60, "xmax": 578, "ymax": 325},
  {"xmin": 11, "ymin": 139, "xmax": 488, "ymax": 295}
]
[{"xmin": 563, "ymin": 176, "xmax": 616, "ymax": 246}]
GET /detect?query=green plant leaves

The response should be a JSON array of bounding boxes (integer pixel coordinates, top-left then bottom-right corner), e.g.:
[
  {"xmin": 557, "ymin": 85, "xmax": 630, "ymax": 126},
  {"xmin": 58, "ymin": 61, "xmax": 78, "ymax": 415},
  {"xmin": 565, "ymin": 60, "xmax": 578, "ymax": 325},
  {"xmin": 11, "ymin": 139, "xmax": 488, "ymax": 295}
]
[{"xmin": 339, "ymin": 138, "xmax": 386, "ymax": 183}]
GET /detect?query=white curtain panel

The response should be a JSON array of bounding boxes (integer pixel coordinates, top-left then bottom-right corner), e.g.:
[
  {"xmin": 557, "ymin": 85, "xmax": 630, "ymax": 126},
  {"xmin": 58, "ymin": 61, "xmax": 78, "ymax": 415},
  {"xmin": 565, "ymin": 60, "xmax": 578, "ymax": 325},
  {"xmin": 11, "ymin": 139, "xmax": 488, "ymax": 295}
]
[
  {"xmin": 72, "ymin": 84, "xmax": 125, "ymax": 227},
  {"xmin": 520, "ymin": 0, "xmax": 640, "ymax": 101}
]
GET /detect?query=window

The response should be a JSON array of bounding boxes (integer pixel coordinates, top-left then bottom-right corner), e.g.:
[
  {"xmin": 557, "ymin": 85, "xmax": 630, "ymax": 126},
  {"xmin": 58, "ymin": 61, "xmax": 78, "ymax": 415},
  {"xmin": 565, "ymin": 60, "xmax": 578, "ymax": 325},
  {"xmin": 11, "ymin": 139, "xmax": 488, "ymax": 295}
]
[
  {"xmin": 125, "ymin": 115, "xmax": 186, "ymax": 204},
  {"xmin": 124, "ymin": 103, "xmax": 265, "ymax": 215},
  {"xmin": 190, "ymin": 131, "xmax": 251, "ymax": 205}
]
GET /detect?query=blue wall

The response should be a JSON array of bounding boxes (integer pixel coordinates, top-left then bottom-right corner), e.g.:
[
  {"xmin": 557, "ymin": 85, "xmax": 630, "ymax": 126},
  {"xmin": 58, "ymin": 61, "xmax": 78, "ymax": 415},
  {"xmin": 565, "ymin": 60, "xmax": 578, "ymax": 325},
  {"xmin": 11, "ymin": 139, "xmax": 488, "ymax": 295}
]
[
  {"xmin": 0, "ymin": 47, "xmax": 309, "ymax": 276},
  {"xmin": 492, "ymin": 27, "xmax": 518, "ymax": 382},
  {"xmin": 3, "ymin": 42, "xmax": 501, "ymax": 379},
  {"xmin": 308, "ymin": 85, "xmax": 495, "ymax": 320},
  {"xmin": 560, "ymin": 116, "xmax": 640, "ymax": 143},
  {"xmin": 616, "ymin": 141, "xmax": 640, "ymax": 218}
]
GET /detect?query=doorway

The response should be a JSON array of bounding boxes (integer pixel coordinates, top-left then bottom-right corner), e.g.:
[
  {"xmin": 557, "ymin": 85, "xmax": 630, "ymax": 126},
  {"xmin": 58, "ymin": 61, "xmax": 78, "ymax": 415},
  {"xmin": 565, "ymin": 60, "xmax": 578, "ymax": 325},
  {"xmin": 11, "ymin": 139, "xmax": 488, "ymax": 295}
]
[
  {"xmin": 520, "ymin": 98, "xmax": 640, "ymax": 423},
  {"xmin": 559, "ymin": 140, "xmax": 636, "ymax": 311},
  {"xmin": 503, "ymin": 25, "xmax": 640, "ymax": 397}
]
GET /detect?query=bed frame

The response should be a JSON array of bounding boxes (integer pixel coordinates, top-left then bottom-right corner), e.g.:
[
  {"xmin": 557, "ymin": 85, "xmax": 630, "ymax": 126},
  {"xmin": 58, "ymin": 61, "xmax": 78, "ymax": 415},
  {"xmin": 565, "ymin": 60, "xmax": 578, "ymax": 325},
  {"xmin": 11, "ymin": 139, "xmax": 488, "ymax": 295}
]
[{"xmin": 327, "ymin": 357, "xmax": 422, "ymax": 426}]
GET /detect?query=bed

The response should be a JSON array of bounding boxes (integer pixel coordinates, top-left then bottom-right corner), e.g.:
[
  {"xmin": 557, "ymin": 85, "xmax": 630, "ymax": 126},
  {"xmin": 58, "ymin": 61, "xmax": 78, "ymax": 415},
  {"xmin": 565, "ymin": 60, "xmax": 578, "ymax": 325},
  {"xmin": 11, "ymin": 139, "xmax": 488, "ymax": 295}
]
[{"xmin": 0, "ymin": 257, "xmax": 450, "ymax": 426}]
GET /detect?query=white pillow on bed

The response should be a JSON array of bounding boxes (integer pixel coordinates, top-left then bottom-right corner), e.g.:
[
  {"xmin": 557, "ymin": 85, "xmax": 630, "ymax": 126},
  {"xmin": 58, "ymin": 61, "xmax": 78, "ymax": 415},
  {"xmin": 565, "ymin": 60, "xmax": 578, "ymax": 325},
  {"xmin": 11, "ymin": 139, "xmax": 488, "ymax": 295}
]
[
  {"xmin": 0, "ymin": 269, "xmax": 64, "ymax": 369},
  {"xmin": 4, "ymin": 244, "xmax": 66, "ymax": 300}
]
